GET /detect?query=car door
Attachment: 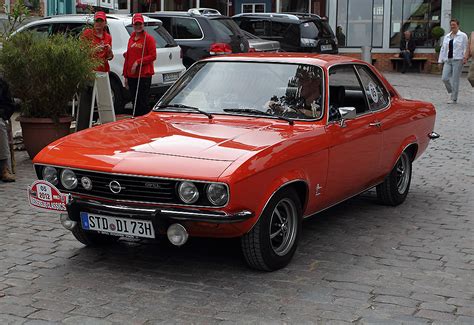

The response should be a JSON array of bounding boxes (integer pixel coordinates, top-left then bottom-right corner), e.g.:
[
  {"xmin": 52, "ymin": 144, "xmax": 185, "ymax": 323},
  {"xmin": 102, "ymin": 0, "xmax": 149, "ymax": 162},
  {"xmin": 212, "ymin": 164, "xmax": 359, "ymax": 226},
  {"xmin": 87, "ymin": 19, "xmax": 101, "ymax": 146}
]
[{"xmin": 324, "ymin": 64, "xmax": 383, "ymax": 204}]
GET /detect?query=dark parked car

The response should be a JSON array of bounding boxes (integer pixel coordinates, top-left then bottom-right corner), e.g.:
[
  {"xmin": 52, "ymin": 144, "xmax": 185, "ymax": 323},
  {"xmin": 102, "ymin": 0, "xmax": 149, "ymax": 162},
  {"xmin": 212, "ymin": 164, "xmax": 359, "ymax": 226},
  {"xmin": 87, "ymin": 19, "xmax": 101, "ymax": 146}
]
[
  {"xmin": 145, "ymin": 10, "xmax": 249, "ymax": 68},
  {"xmin": 233, "ymin": 13, "xmax": 338, "ymax": 54}
]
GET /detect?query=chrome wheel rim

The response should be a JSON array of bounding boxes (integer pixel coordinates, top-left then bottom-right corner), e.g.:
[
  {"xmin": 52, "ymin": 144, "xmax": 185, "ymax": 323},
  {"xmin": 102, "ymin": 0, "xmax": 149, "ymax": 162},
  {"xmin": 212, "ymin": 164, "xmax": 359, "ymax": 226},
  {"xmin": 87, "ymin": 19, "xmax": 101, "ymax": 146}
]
[
  {"xmin": 269, "ymin": 198, "xmax": 298, "ymax": 256},
  {"xmin": 396, "ymin": 153, "xmax": 411, "ymax": 194}
]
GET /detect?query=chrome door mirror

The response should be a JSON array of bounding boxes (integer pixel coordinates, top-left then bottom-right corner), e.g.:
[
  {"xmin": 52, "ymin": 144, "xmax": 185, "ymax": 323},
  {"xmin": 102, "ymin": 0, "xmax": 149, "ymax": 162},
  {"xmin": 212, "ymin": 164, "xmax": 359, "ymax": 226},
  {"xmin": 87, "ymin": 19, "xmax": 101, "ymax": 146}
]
[{"xmin": 338, "ymin": 107, "xmax": 357, "ymax": 120}]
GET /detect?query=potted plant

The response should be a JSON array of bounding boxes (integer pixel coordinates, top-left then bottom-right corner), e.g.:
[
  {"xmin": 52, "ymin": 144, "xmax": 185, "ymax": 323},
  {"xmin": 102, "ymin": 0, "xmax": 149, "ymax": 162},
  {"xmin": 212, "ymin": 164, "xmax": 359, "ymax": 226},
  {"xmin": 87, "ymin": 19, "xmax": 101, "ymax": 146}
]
[
  {"xmin": 0, "ymin": 32, "xmax": 98, "ymax": 158},
  {"xmin": 430, "ymin": 26, "xmax": 445, "ymax": 75}
]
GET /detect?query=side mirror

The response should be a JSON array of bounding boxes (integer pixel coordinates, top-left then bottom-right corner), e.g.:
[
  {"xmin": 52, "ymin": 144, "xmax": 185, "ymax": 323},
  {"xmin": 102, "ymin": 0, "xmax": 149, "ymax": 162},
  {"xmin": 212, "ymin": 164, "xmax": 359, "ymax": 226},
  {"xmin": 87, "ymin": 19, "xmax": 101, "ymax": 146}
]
[{"xmin": 338, "ymin": 107, "xmax": 357, "ymax": 120}]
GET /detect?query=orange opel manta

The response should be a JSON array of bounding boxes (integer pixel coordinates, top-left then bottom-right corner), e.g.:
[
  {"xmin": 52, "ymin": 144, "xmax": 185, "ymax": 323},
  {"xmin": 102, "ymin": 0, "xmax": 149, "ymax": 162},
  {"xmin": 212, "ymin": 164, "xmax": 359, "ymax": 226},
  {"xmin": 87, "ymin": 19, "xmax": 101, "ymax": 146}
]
[{"xmin": 32, "ymin": 53, "xmax": 438, "ymax": 271}]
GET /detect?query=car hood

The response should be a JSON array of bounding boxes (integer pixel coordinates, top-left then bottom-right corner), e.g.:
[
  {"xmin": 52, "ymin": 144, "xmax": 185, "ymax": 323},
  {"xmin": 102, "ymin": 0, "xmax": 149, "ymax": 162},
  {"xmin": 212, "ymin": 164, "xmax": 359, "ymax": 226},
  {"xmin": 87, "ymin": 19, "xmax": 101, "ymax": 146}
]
[{"xmin": 35, "ymin": 113, "xmax": 314, "ymax": 179}]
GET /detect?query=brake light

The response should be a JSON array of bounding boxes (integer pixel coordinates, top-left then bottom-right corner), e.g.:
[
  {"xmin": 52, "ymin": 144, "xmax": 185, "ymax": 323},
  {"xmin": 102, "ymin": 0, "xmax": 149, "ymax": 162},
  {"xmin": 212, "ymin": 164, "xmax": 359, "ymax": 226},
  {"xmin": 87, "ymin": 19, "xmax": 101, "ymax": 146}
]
[{"xmin": 209, "ymin": 43, "xmax": 232, "ymax": 55}]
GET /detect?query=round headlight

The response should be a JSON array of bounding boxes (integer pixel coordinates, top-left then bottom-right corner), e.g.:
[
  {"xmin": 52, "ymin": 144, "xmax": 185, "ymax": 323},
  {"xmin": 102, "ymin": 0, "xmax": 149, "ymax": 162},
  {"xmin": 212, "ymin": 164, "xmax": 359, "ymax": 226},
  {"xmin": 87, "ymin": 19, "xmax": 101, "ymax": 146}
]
[
  {"xmin": 178, "ymin": 181, "xmax": 199, "ymax": 204},
  {"xmin": 60, "ymin": 169, "xmax": 78, "ymax": 190},
  {"xmin": 206, "ymin": 183, "xmax": 228, "ymax": 206},
  {"xmin": 42, "ymin": 166, "xmax": 58, "ymax": 185}
]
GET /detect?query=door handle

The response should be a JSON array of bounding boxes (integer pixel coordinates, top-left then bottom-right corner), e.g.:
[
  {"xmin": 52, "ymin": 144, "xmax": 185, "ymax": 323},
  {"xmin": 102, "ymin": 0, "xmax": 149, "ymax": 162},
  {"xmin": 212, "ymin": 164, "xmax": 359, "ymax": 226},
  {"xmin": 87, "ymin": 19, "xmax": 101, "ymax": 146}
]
[{"xmin": 369, "ymin": 121, "xmax": 382, "ymax": 128}]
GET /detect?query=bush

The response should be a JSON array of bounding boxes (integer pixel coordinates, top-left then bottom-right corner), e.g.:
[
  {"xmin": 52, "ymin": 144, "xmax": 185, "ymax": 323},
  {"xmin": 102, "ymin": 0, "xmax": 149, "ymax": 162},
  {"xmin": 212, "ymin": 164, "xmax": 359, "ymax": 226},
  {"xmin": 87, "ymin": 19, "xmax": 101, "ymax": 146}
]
[
  {"xmin": 0, "ymin": 32, "xmax": 99, "ymax": 121},
  {"xmin": 431, "ymin": 26, "xmax": 445, "ymax": 40}
]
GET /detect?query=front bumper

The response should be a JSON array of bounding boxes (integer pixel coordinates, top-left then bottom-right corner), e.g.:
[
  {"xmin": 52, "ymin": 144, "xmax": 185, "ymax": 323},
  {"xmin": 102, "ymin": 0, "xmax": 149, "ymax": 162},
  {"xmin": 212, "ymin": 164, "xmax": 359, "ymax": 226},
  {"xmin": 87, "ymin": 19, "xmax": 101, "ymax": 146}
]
[{"xmin": 66, "ymin": 198, "xmax": 253, "ymax": 225}]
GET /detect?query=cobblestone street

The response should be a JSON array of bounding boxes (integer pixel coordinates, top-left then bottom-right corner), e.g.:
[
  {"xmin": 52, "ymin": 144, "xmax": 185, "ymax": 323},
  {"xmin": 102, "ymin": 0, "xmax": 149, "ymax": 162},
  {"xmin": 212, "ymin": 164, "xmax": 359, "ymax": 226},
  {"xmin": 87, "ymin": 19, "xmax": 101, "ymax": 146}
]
[{"xmin": 0, "ymin": 72, "xmax": 473, "ymax": 324}]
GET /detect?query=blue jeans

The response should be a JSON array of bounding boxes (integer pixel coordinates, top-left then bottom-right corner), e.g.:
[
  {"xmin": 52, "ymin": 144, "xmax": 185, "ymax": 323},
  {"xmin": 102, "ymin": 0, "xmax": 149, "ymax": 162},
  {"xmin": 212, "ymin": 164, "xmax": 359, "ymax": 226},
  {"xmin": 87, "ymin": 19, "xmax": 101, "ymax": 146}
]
[
  {"xmin": 400, "ymin": 51, "xmax": 413, "ymax": 72},
  {"xmin": 441, "ymin": 59, "xmax": 464, "ymax": 101}
]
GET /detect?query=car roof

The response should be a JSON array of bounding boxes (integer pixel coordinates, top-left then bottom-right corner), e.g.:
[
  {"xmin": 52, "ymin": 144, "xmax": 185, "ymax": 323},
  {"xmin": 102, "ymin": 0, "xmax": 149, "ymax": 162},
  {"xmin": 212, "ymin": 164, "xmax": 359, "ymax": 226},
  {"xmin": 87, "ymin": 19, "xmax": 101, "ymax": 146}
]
[
  {"xmin": 29, "ymin": 14, "xmax": 160, "ymax": 24},
  {"xmin": 202, "ymin": 52, "xmax": 364, "ymax": 69},
  {"xmin": 147, "ymin": 11, "xmax": 230, "ymax": 19},
  {"xmin": 233, "ymin": 12, "xmax": 324, "ymax": 23}
]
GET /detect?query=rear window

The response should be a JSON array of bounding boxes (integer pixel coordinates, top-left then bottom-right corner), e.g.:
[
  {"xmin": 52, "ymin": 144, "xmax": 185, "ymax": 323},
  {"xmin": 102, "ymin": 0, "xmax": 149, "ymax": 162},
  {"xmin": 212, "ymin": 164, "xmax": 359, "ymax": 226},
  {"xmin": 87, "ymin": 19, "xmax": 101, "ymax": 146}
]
[
  {"xmin": 209, "ymin": 18, "xmax": 241, "ymax": 38},
  {"xmin": 126, "ymin": 23, "xmax": 177, "ymax": 48},
  {"xmin": 300, "ymin": 20, "xmax": 334, "ymax": 39}
]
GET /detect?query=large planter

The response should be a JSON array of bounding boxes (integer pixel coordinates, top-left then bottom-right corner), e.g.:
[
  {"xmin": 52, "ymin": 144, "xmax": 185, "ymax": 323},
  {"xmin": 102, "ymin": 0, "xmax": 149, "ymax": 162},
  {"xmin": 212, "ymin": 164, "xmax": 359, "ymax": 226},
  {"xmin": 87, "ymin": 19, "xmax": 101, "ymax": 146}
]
[
  {"xmin": 19, "ymin": 116, "xmax": 73, "ymax": 159},
  {"xmin": 430, "ymin": 61, "xmax": 443, "ymax": 75}
]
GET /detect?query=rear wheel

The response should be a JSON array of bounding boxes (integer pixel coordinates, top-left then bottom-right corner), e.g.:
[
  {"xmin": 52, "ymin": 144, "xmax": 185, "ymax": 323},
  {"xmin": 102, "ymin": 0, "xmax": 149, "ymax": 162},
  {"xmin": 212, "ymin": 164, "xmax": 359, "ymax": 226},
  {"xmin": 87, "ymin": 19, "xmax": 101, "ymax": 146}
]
[
  {"xmin": 71, "ymin": 226, "xmax": 119, "ymax": 246},
  {"xmin": 241, "ymin": 188, "xmax": 302, "ymax": 271},
  {"xmin": 376, "ymin": 151, "xmax": 412, "ymax": 206}
]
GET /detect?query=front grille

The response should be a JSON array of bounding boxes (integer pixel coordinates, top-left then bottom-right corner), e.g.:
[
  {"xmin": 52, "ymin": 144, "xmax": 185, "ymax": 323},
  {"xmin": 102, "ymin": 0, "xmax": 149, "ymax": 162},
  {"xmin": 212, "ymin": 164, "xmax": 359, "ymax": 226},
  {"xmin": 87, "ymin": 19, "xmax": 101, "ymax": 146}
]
[{"xmin": 72, "ymin": 170, "xmax": 178, "ymax": 204}]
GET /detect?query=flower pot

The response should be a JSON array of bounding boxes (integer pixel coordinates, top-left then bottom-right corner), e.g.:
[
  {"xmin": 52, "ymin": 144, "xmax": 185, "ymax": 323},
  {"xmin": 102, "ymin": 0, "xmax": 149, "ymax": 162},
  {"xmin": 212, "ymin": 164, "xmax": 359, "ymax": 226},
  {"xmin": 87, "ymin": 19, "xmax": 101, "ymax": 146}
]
[
  {"xmin": 430, "ymin": 61, "xmax": 443, "ymax": 75},
  {"xmin": 19, "ymin": 116, "xmax": 73, "ymax": 159}
]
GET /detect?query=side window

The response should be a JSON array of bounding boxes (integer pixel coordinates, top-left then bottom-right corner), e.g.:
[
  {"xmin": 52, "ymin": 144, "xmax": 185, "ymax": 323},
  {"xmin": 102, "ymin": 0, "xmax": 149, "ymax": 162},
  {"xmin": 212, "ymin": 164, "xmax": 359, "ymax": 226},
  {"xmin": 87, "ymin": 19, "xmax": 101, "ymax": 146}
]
[
  {"xmin": 240, "ymin": 20, "xmax": 270, "ymax": 37},
  {"xmin": 174, "ymin": 18, "xmax": 203, "ymax": 39},
  {"xmin": 355, "ymin": 66, "xmax": 390, "ymax": 111},
  {"xmin": 26, "ymin": 24, "xmax": 52, "ymax": 37},
  {"xmin": 159, "ymin": 17, "xmax": 173, "ymax": 36},
  {"xmin": 328, "ymin": 65, "xmax": 368, "ymax": 121},
  {"xmin": 52, "ymin": 23, "xmax": 86, "ymax": 37}
]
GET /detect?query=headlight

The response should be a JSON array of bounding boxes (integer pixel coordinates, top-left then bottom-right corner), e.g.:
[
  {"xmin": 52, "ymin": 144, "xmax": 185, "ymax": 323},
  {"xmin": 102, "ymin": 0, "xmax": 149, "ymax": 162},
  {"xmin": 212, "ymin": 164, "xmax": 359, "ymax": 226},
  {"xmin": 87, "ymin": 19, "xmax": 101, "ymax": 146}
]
[
  {"xmin": 178, "ymin": 181, "xmax": 199, "ymax": 204},
  {"xmin": 60, "ymin": 169, "xmax": 78, "ymax": 190},
  {"xmin": 206, "ymin": 183, "xmax": 228, "ymax": 206},
  {"xmin": 42, "ymin": 166, "xmax": 58, "ymax": 185}
]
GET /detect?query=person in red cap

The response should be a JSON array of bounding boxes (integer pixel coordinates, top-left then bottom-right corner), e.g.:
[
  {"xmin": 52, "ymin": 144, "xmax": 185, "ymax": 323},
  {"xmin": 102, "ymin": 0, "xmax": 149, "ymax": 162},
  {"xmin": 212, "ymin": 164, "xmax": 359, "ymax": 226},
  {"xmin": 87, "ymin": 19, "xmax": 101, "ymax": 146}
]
[
  {"xmin": 81, "ymin": 11, "xmax": 113, "ymax": 72},
  {"xmin": 123, "ymin": 13, "xmax": 156, "ymax": 117}
]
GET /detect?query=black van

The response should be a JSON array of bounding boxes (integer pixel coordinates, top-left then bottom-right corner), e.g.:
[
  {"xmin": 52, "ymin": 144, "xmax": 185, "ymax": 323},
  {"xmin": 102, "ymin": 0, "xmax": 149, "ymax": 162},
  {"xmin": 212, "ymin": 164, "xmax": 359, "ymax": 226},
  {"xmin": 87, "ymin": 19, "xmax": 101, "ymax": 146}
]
[{"xmin": 233, "ymin": 13, "xmax": 338, "ymax": 54}]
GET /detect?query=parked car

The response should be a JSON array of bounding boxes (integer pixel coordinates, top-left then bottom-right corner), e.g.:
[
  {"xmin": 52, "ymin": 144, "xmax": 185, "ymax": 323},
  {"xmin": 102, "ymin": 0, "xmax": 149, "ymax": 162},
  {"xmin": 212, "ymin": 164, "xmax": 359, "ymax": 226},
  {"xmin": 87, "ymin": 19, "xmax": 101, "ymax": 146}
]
[
  {"xmin": 241, "ymin": 29, "xmax": 280, "ymax": 52},
  {"xmin": 31, "ymin": 53, "xmax": 438, "ymax": 271},
  {"xmin": 233, "ymin": 12, "xmax": 338, "ymax": 54},
  {"xmin": 145, "ymin": 9, "xmax": 249, "ymax": 68},
  {"xmin": 15, "ymin": 14, "xmax": 186, "ymax": 113}
]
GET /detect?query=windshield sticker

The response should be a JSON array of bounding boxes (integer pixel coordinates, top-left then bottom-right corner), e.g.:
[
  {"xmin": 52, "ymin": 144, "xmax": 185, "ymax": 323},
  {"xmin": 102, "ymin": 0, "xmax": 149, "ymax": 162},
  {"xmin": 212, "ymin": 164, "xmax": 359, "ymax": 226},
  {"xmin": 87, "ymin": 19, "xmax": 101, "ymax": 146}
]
[{"xmin": 368, "ymin": 82, "xmax": 379, "ymax": 103}]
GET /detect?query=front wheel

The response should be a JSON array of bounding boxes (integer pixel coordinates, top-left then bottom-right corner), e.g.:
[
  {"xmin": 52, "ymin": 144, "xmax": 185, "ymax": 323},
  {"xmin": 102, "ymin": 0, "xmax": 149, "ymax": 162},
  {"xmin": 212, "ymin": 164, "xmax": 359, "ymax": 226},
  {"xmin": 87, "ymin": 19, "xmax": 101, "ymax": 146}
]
[
  {"xmin": 241, "ymin": 188, "xmax": 302, "ymax": 271},
  {"xmin": 376, "ymin": 151, "xmax": 412, "ymax": 206}
]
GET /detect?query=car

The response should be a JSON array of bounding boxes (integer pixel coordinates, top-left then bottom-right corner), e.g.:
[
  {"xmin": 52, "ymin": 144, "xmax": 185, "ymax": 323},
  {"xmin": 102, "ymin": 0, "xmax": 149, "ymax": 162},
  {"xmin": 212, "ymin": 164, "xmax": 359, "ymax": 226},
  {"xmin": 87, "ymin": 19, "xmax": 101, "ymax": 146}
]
[
  {"xmin": 241, "ymin": 29, "xmax": 280, "ymax": 52},
  {"xmin": 145, "ymin": 9, "xmax": 249, "ymax": 68},
  {"xmin": 15, "ymin": 14, "xmax": 186, "ymax": 113},
  {"xmin": 31, "ymin": 53, "xmax": 438, "ymax": 271},
  {"xmin": 233, "ymin": 12, "xmax": 338, "ymax": 54}
]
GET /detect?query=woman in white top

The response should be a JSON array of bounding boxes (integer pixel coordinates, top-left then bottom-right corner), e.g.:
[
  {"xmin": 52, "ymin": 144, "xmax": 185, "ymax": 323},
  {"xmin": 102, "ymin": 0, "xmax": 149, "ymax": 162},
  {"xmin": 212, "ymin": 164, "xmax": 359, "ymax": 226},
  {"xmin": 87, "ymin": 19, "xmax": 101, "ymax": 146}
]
[{"xmin": 438, "ymin": 19, "xmax": 468, "ymax": 104}]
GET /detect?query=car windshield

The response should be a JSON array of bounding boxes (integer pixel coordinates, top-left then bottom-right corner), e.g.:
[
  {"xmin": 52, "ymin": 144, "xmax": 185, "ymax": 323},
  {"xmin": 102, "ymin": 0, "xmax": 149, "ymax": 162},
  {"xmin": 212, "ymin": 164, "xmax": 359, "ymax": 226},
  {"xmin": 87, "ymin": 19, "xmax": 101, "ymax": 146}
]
[
  {"xmin": 157, "ymin": 61, "xmax": 324, "ymax": 120},
  {"xmin": 125, "ymin": 22, "xmax": 176, "ymax": 48},
  {"xmin": 300, "ymin": 20, "xmax": 333, "ymax": 39}
]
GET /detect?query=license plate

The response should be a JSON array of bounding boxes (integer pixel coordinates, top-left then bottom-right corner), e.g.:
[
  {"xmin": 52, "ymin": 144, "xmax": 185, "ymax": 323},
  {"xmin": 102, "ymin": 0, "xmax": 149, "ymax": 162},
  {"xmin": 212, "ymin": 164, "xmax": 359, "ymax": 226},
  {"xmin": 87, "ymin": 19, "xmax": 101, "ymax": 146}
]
[
  {"xmin": 163, "ymin": 72, "xmax": 180, "ymax": 83},
  {"xmin": 321, "ymin": 44, "xmax": 333, "ymax": 51},
  {"xmin": 80, "ymin": 213, "xmax": 155, "ymax": 239}
]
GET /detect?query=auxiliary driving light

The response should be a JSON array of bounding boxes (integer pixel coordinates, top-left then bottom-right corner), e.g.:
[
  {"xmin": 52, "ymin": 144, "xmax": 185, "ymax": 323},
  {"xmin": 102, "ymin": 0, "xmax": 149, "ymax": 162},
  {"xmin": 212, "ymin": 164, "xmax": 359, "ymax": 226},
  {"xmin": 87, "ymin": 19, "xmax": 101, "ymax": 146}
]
[
  {"xmin": 42, "ymin": 166, "xmax": 58, "ymax": 185},
  {"xmin": 60, "ymin": 214, "xmax": 77, "ymax": 230},
  {"xmin": 167, "ymin": 223, "xmax": 188, "ymax": 246}
]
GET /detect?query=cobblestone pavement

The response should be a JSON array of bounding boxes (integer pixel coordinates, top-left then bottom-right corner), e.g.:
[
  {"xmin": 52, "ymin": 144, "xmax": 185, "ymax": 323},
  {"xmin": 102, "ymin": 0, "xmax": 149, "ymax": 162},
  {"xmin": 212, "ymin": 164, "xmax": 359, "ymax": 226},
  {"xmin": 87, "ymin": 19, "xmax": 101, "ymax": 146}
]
[{"xmin": 0, "ymin": 72, "xmax": 473, "ymax": 324}]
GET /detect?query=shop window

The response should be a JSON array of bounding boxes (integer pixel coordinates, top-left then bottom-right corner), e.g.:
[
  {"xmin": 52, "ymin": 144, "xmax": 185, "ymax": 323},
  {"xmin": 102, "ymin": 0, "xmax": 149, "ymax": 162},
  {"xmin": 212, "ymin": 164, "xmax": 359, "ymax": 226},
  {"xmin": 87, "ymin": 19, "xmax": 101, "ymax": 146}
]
[
  {"xmin": 390, "ymin": 0, "xmax": 441, "ymax": 48},
  {"xmin": 200, "ymin": 0, "xmax": 228, "ymax": 15},
  {"xmin": 336, "ymin": 0, "xmax": 384, "ymax": 48},
  {"xmin": 164, "ymin": 0, "xmax": 196, "ymax": 11},
  {"xmin": 242, "ymin": 3, "xmax": 265, "ymax": 13}
]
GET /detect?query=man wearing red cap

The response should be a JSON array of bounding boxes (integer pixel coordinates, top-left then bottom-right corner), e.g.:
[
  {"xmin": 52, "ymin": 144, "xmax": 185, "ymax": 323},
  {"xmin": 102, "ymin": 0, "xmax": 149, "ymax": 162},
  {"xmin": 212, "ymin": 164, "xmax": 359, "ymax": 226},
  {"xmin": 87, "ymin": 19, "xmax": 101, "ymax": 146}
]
[
  {"xmin": 82, "ymin": 11, "xmax": 113, "ymax": 72},
  {"xmin": 123, "ymin": 13, "xmax": 156, "ymax": 117}
]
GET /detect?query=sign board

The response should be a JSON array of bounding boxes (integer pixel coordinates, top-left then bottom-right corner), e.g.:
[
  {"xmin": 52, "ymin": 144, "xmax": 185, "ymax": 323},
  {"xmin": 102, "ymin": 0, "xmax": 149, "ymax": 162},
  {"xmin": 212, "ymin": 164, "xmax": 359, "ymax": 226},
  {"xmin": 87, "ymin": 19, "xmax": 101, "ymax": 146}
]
[
  {"xmin": 99, "ymin": 0, "xmax": 114, "ymax": 9},
  {"xmin": 78, "ymin": 0, "xmax": 98, "ymax": 6},
  {"xmin": 27, "ymin": 180, "xmax": 70, "ymax": 213}
]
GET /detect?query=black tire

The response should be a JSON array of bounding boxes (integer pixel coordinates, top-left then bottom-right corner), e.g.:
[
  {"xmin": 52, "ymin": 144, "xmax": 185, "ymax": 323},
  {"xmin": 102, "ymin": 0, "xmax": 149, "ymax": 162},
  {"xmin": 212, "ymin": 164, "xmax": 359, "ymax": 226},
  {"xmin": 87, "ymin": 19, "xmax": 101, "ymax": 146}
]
[
  {"xmin": 241, "ymin": 188, "xmax": 302, "ymax": 271},
  {"xmin": 110, "ymin": 78, "xmax": 125, "ymax": 115},
  {"xmin": 71, "ymin": 226, "xmax": 119, "ymax": 246},
  {"xmin": 376, "ymin": 151, "xmax": 412, "ymax": 206}
]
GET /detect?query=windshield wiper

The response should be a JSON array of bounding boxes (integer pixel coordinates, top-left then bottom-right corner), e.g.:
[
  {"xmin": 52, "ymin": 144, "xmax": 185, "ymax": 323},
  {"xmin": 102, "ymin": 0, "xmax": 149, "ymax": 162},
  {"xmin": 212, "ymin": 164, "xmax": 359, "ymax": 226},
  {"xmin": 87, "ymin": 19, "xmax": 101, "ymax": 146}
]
[
  {"xmin": 156, "ymin": 104, "xmax": 213, "ymax": 119},
  {"xmin": 223, "ymin": 108, "xmax": 294, "ymax": 125}
]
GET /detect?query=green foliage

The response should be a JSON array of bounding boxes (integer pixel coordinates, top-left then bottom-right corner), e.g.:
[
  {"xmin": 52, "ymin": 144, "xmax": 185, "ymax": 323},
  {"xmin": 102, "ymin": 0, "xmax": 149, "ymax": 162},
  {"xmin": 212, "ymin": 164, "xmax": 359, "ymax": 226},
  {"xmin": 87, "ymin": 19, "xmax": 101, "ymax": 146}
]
[
  {"xmin": 1, "ymin": 0, "xmax": 30, "ymax": 41},
  {"xmin": 431, "ymin": 26, "xmax": 445, "ymax": 40},
  {"xmin": 0, "ymin": 32, "xmax": 99, "ymax": 120}
]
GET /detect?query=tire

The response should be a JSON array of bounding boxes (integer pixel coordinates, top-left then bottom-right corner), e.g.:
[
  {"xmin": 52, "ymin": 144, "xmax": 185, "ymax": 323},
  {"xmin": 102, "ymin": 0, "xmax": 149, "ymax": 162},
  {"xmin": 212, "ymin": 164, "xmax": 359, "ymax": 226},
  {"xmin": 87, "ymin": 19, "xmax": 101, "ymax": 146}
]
[
  {"xmin": 241, "ymin": 188, "xmax": 302, "ymax": 271},
  {"xmin": 71, "ymin": 225, "xmax": 119, "ymax": 246},
  {"xmin": 110, "ymin": 78, "xmax": 125, "ymax": 115},
  {"xmin": 376, "ymin": 151, "xmax": 412, "ymax": 206}
]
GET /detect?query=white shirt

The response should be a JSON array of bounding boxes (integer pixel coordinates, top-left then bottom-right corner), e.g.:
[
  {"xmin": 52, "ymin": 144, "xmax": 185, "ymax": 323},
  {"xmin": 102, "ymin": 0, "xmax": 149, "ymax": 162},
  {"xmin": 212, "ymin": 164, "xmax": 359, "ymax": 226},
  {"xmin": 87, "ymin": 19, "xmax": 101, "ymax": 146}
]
[{"xmin": 438, "ymin": 30, "xmax": 468, "ymax": 63}]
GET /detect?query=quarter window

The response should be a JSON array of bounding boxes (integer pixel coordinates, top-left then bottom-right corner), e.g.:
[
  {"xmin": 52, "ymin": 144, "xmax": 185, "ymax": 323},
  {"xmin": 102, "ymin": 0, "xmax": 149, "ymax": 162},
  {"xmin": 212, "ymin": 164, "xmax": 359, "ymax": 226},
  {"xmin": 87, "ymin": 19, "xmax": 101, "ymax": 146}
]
[
  {"xmin": 355, "ymin": 66, "xmax": 389, "ymax": 111},
  {"xmin": 174, "ymin": 18, "xmax": 203, "ymax": 39}
]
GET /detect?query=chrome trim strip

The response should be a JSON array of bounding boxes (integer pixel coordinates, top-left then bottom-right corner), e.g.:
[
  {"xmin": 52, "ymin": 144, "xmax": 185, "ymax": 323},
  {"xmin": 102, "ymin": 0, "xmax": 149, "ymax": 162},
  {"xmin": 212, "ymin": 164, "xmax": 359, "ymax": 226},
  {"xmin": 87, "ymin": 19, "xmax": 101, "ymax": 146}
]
[{"xmin": 34, "ymin": 164, "xmax": 230, "ymax": 208}]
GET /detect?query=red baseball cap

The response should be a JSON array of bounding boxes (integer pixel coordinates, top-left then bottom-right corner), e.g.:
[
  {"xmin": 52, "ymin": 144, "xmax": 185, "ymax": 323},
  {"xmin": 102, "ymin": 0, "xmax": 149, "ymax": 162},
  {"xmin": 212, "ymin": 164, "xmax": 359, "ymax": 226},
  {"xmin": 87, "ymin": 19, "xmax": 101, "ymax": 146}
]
[
  {"xmin": 94, "ymin": 11, "xmax": 107, "ymax": 22},
  {"xmin": 132, "ymin": 13, "xmax": 145, "ymax": 25}
]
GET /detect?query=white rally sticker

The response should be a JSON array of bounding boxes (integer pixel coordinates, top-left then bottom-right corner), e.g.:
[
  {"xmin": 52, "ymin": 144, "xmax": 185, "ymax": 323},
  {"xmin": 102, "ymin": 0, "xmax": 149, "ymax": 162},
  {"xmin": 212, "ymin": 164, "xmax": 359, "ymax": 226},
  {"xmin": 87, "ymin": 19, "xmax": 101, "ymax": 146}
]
[
  {"xmin": 27, "ymin": 180, "xmax": 70, "ymax": 213},
  {"xmin": 368, "ymin": 82, "xmax": 379, "ymax": 103}
]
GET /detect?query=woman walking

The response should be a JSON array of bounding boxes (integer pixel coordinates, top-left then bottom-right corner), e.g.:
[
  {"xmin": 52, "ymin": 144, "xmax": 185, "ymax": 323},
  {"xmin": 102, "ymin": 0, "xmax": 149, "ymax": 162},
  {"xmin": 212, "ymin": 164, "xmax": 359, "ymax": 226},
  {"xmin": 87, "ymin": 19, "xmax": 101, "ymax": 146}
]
[
  {"xmin": 438, "ymin": 19, "xmax": 468, "ymax": 104},
  {"xmin": 123, "ymin": 13, "xmax": 157, "ymax": 117}
]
